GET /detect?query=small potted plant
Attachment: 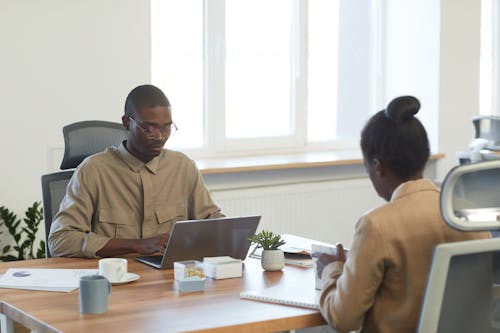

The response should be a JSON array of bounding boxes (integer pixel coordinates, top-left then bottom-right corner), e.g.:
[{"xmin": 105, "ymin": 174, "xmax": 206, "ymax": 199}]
[{"xmin": 249, "ymin": 230, "xmax": 286, "ymax": 271}]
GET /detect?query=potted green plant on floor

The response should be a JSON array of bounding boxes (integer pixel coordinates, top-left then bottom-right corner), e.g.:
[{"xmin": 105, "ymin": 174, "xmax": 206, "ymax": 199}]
[
  {"xmin": 249, "ymin": 230, "xmax": 286, "ymax": 271},
  {"xmin": 0, "ymin": 202, "xmax": 45, "ymax": 261}
]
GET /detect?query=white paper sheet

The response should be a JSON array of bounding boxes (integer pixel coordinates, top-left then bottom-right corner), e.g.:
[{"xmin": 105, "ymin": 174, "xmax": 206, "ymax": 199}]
[{"xmin": 0, "ymin": 268, "xmax": 98, "ymax": 292}]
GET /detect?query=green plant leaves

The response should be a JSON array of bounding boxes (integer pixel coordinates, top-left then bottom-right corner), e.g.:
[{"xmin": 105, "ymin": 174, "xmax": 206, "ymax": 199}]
[
  {"xmin": 0, "ymin": 202, "xmax": 45, "ymax": 261},
  {"xmin": 248, "ymin": 230, "xmax": 285, "ymax": 251}
]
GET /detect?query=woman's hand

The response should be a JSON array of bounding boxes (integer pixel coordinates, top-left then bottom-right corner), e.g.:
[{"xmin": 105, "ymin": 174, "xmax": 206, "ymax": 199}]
[{"xmin": 311, "ymin": 243, "xmax": 346, "ymax": 278}]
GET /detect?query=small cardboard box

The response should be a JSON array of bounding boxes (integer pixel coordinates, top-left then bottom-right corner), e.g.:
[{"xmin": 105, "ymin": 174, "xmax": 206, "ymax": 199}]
[{"xmin": 203, "ymin": 256, "xmax": 242, "ymax": 279}]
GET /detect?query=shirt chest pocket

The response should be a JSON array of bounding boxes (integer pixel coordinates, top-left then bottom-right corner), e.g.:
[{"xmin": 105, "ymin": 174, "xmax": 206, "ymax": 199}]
[
  {"xmin": 97, "ymin": 208, "xmax": 140, "ymax": 238},
  {"xmin": 155, "ymin": 205, "xmax": 186, "ymax": 233}
]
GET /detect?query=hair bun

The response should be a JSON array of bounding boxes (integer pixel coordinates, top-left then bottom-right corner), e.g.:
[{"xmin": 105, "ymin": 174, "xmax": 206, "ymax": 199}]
[{"xmin": 385, "ymin": 96, "xmax": 421, "ymax": 122}]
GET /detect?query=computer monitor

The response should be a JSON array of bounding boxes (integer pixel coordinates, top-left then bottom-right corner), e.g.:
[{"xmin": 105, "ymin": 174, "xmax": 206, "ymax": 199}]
[{"xmin": 417, "ymin": 238, "xmax": 500, "ymax": 333}]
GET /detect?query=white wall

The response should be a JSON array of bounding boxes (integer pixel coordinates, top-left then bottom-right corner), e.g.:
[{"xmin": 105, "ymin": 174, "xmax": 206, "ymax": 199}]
[
  {"xmin": 0, "ymin": 0, "xmax": 150, "ymax": 214},
  {"xmin": 438, "ymin": 0, "xmax": 481, "ymax": 176},
  {"xmin": 0, "ymin": 0, "xmax": 483, "ymax": 248}
]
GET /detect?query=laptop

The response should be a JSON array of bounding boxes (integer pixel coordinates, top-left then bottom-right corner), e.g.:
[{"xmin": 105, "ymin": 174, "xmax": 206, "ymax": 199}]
[{"xmin": 135, "ymin": 215, "xmax": 261, "ymax": 269}]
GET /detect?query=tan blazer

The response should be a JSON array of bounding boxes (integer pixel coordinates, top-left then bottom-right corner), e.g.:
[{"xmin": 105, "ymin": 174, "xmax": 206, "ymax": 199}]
[{"xmin": 319, "ymin": 179, "xmax": 490, "ymax": 333}]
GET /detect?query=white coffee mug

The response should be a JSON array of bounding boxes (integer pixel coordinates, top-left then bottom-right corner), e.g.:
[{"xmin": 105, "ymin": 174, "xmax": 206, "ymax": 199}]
[{"xmin": 98, "ymin": 258, "xmax": 127, "ymax": 283}]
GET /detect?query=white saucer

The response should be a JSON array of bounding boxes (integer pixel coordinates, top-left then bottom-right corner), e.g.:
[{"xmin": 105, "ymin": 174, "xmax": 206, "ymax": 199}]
[{"xmin": 111, "ymin": 273, "xmax": 140, "ymax": 285}]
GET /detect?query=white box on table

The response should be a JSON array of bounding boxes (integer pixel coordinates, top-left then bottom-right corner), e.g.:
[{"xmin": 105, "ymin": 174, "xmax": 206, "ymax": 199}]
[{"xmin": 203, "ymin": 256, "xmax": 242, "ymax": 279}]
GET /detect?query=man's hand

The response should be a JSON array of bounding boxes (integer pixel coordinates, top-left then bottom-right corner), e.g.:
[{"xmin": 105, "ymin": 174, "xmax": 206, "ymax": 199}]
[
  {"xmin": 96, "ymin": 232, "xmax": 170, "ymax": 257},
  {"xmin": 311, "ymin": 243, "xmax": 346, "ymax": 278},
  {"xmin": 135, "ymin": 233, "xmax": 170, "ymax": 255}
]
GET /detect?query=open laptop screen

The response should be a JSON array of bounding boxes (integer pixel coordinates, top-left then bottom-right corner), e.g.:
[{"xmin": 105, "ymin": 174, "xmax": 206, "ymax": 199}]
[{"xmin": 136, "ymin": 215, "xmax": 260, "ymax": 269}]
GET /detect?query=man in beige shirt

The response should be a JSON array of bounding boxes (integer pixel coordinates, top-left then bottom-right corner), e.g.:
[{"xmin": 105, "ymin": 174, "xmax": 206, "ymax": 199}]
[{"xmin": 49, "ymin": 85, "xmax": 224, "ymax": 258}]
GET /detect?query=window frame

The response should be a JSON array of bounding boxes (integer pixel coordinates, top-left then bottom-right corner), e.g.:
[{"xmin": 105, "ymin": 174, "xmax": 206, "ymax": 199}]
[{"xmin": 152, "ymin": 0, "xmax": 378, "ymax": 159}]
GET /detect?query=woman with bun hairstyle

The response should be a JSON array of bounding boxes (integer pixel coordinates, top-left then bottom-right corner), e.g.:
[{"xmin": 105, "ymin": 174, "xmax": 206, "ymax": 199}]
[{"xmin": 312, "ymin": 96, "xmax": 489, "ymax": 333}]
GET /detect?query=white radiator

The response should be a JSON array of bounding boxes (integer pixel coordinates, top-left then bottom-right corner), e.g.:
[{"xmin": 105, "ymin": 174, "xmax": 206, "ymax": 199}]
[{"xmin": 211, "ymin": 178, "xmax": 383, "ymax": 248}]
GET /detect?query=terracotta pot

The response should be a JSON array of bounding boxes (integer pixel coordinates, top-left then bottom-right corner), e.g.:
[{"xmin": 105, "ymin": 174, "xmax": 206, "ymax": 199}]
[{"xmin": 261, "ymin": 249, "xmax": 285, "ymax": 271}]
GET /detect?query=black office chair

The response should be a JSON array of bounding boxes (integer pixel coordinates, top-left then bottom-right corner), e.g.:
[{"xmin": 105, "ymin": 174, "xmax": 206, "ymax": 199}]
[
  {"xmin": 41, "ymin": 170, "xmax": 74, "ymax": 258},
  {"xmin": 60, "ymin": 120, "xmax": 126, "ymax": 169},
  {"xmin": 42, "ymin": 120, "xmax": 125, "ymax": 256}
]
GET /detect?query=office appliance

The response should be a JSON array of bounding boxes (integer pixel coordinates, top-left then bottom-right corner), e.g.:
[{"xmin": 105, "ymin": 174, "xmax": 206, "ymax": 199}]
[
  {"xmin": 458, "ymin": 116, "xmax": 500, "ymax": 165},
  {"xmin": 472, "ymin": 115, "xmax": 500, "ymax": 150},
  {"xmin": 136, "ymin": 215, "xmax": 261, "ymax": 269}
]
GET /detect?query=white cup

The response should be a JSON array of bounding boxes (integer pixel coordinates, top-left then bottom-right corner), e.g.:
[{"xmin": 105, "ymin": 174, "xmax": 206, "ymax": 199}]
[{"xmin": 98, "ymin": 258, "xmax": 127, "ymax": 283}]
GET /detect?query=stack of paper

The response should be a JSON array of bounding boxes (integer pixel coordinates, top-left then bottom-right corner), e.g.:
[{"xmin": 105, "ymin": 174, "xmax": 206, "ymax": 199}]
[
  {"xmin": 0, "ymin": 268, "xmax": 98, "ymax": 292},
  {"xmin": 203, "ymin": 256, "xmax": 242, "ymax": 279}
]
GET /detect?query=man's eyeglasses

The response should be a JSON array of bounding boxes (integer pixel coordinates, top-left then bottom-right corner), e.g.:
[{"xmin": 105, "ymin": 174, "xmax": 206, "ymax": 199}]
[{"xmin": 129, "ymin": 117, "xmax": 178, "ymax": 138}]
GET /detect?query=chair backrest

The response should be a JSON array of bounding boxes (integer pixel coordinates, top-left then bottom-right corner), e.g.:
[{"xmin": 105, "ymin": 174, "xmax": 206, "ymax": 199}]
[
  {"xmin": 417, "ymin": 238, "xmax": 500, "ymax": 333},
  {"xmin": 60, "ymin": 120, "xmax": 126, "ymax": 169},
  {"xmin": 440, "ymin": 160, "xmax": 500, "ymax": 231},
  {"xmin": 41, "ymin": 170, "xmax": 74, "ymax": 257},
  {"xmin": 417, "ymin": 160, "xmax": 500, "ymax": 333}
]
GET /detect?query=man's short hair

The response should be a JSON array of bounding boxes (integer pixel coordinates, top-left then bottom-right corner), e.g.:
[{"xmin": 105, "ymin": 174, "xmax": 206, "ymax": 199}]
[{"xmin": 124, "ymin": 84, "xmax": 171, "ymax": 117}]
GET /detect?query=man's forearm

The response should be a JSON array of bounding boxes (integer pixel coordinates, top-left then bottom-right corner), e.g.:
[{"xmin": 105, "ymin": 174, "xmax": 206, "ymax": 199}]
[{"xmin": 96, "ymin": 239, "xmax": 141, "ymax": 257}]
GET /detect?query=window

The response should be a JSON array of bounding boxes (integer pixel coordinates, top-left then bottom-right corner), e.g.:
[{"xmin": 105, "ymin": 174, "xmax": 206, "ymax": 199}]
[
  {"xmin": 152, "ymin": 1, "xmax": 376, "ymax": 157},
  {"xmin": 224, "ymin": 0, "xmax": 292, "ymax": 140},
  {"xmin": 307, "ymin": 0, "xmax": 340, "ymax": 142},
  {"xmin": 151, "ymin": 1, "xmax": 204, "ymax": 149}
]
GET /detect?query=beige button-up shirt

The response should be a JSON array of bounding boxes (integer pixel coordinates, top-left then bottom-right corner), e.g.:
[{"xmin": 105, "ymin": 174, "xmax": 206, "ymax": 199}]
[
  {"xmin": 319, "ymin": 179, "xmax": 490, "ymax": 333},
  {"xmin": 48, "ymin": 143, "xmax": 224, "ymax": 258}
]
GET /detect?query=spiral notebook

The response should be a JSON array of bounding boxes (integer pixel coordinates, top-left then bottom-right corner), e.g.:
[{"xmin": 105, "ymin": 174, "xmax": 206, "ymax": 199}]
[{"xmin": 240, "ymin": 286, "xmax": 320, "ymax": 310}]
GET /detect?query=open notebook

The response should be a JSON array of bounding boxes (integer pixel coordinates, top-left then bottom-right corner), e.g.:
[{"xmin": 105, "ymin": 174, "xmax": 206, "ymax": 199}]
[{"xmin": 240, "ymin": 286, "xmax": 321, "ymax": 310}]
